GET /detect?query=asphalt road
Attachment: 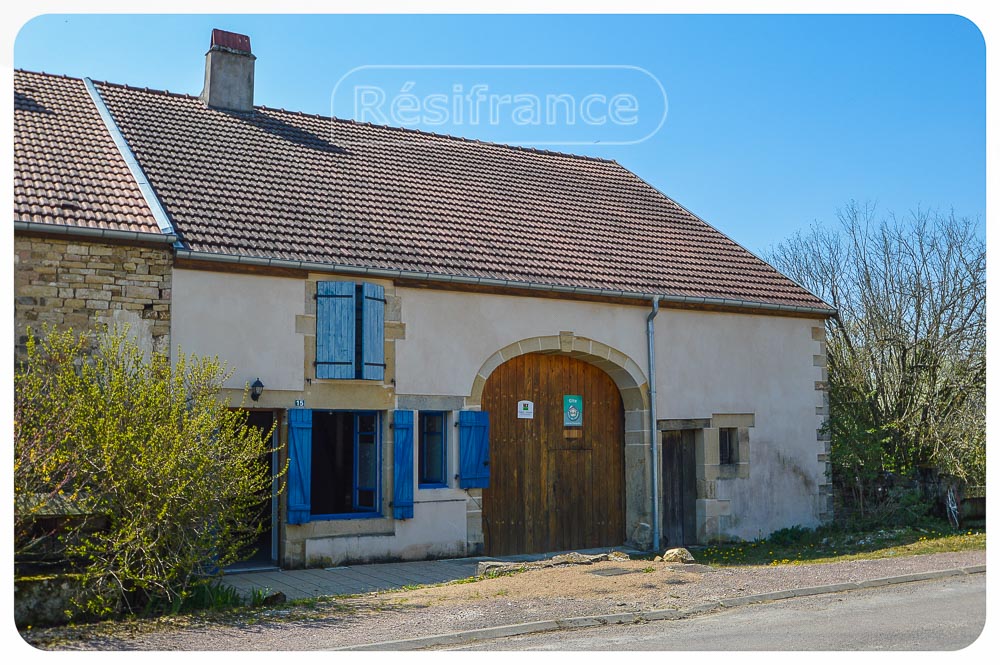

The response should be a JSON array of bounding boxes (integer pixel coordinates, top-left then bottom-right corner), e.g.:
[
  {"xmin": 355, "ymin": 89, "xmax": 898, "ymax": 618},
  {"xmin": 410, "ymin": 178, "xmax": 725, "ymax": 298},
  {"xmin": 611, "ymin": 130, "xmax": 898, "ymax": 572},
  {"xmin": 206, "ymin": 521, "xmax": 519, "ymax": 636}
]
[{"xmin": 443, "ymin": 574, "xmax": 987, "ymax": 651}]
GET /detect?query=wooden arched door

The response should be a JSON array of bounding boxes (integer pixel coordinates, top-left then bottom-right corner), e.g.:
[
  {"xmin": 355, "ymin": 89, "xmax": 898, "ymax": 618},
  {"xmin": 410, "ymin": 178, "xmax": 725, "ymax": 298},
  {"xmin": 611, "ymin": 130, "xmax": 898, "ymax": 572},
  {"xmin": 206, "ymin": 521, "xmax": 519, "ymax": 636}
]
[{"xmin": 481, "ymin": 352, "xmax": 625, "ymax": 555}]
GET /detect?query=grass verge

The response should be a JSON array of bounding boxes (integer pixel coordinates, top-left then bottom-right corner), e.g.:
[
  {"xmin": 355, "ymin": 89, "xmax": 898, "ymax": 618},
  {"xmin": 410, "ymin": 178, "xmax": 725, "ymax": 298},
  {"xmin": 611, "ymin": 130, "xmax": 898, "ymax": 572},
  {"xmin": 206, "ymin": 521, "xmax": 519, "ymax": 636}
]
[{"xmin": 688, "ymin": 520, "xmax": 985, "ymax": 567}]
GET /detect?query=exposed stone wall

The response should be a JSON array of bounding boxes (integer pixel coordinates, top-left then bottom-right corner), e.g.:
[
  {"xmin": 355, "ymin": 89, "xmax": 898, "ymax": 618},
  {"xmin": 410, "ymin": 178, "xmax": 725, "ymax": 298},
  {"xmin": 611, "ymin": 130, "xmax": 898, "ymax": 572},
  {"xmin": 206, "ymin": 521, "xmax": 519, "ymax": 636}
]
[
  {"xmin": 14, "ymin": 235, "xmax": 172, "ymax": 355},
  {"xmin": 813, "ymin": 325, "xmax": 834, "ymax": 521}
]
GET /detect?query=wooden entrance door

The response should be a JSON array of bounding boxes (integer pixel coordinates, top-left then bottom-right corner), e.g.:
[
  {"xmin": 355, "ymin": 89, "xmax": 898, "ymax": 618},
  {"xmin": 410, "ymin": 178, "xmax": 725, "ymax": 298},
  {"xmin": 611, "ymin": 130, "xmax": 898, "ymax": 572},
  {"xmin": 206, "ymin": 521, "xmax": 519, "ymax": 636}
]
[
  {"xmin": 662, "ymin": 429, "xmax": 697, "ymax": 547},
  {"xmin": 481, "ymin": 353, "xmax": 625, "ymax": 555}
]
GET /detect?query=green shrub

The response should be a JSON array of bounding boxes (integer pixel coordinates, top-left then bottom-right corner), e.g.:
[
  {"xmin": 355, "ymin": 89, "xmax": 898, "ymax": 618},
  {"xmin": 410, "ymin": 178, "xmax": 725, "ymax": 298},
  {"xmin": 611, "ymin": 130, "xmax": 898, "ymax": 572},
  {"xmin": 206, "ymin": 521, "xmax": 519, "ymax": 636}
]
[
  {"xmin": 14, "ymin": 325, "xmax": 285, "ymax": 619},
  {"xmin": 14, "ymin": 328, "xmax": 91, "ymax": 562}
]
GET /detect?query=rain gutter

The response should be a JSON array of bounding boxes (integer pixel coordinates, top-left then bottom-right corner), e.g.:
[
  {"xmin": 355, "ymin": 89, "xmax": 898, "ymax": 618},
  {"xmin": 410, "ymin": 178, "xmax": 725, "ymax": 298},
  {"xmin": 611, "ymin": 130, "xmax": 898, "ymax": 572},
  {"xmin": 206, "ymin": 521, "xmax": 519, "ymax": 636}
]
[
  {"xmin": 647, "ymin": 295, "xmax": 661, "ymax": 553},
  {"xmin": 14, "ymin": 220, "xmax": 177, "ymax": 245}
]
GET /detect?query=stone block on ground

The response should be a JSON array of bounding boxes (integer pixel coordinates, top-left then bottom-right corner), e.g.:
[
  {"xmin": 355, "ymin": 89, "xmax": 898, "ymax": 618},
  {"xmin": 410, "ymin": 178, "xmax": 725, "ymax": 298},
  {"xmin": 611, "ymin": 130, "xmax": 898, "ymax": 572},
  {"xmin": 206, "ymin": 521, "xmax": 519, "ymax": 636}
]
[
  {"xmin": 261, "ymin": 591, "xmax": 287, "ymax": 606},
  {"xmin": 477, "ymin": 551, "xmax": 631, "ymax": 577},
  {"xmin": 478, "ymin": 561, "xmax": 526, "ymax": 577},
  {"xmin": 550, "ymin": 552, "xmax": 600, "ymax": 566},
  {"xmin": 662, "ymin": 547, "xmax": 696, "ymax": 564}
]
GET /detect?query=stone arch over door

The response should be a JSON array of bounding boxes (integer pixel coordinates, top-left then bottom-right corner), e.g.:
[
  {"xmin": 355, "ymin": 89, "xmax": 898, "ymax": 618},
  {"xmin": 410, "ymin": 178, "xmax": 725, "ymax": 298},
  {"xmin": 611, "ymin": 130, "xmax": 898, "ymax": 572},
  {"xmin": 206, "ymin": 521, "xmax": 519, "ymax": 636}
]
[{"xmin": 465, "ymin": 333, "xmax": 654, "ymax": 552}]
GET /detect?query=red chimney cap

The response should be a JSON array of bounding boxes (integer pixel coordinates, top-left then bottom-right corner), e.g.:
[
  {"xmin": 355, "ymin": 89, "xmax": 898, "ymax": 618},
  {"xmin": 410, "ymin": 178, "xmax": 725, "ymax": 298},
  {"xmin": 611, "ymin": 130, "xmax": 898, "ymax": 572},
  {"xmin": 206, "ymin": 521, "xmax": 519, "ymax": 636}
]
[{"xmin": 211, "ymin": 29, "xmax": 251, "ymax": 53}]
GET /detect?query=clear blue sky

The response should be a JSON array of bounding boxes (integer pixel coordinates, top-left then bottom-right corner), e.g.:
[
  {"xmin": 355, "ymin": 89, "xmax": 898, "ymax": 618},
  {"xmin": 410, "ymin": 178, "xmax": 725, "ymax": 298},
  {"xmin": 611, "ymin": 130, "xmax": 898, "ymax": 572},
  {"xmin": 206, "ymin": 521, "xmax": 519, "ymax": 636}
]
[{"xmin": 14, "ymin": 13, "xmax": 985, "ymax": 254}]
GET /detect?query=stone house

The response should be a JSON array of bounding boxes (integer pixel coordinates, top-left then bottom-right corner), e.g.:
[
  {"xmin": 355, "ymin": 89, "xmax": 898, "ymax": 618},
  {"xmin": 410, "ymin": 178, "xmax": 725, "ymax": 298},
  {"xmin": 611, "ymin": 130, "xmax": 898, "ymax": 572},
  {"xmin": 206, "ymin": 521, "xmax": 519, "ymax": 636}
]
[{"xmin": 12, "ymin": 30, "xmax": 835, "ymax": 570}]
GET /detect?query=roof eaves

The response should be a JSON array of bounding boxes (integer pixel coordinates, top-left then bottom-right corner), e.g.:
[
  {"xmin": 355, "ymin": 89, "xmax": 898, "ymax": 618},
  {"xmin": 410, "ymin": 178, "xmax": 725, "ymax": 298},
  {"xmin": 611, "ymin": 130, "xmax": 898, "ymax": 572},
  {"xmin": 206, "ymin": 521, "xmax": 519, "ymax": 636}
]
[
  {"xmin": 14, "ymin": 220, "xmax": 178, "ymax": 245},
  {"xmin": 175, "ymin": 249, "xmax": 838, "ymax": 317},
  {"xmin": 615, "ymin": 166, "xmax": 836, "ymax": 313}
]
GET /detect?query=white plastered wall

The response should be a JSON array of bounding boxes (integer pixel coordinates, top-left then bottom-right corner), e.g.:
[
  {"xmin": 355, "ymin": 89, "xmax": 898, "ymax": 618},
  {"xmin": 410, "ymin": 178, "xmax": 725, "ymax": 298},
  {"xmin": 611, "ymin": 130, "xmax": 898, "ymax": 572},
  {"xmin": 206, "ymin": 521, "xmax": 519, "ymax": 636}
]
[
  {"xmin": 303, "ymin": 495, "xmax": 470, "ymax": 566},
  {"xmin": 170, "ymin": 268, "xmax": 305, "ymax": 392},
  {"xmin": 394, "ymin": 288, "xmax": 649, "ymax": 396},
  {"xmin": 657, "ymin": 309, "xmax": 827, "ymax": 541}
]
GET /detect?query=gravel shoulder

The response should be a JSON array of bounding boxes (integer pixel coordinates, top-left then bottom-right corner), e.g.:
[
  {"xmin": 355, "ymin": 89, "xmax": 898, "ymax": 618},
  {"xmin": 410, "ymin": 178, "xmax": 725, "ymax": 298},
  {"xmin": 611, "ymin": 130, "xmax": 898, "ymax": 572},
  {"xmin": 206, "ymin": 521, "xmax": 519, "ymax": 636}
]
[{"xmin": 20, "ymin": 550, "xmax": 986, "ymax": 651}]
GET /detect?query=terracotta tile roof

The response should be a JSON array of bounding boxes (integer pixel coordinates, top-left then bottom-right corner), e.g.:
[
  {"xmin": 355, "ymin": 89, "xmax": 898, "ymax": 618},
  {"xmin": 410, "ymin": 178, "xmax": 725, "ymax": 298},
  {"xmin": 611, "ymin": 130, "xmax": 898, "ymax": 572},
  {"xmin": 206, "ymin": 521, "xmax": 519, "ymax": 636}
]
[
  {"xmin": 15, "ymin": 70, "xmax": 830, "ymax": 310},
  {"xmin": 13, "ymin": 70, "xmax": 160, "ymax": 233}
]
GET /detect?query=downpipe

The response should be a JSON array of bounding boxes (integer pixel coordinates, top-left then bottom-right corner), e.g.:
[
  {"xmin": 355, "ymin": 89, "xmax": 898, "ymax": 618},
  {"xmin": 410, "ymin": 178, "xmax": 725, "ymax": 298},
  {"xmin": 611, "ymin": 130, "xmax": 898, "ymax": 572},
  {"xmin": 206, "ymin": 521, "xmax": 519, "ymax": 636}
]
[{"xmin": 647, "ymin": 295, "xmax": 662, "ymax": 553}]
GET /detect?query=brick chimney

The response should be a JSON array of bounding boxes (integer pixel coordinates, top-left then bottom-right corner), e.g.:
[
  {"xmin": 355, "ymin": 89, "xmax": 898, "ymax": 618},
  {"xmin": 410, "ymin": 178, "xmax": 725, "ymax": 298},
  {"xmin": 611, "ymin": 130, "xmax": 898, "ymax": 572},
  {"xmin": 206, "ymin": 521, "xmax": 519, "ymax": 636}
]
[{"xmin": 200, "ymin": 29, "xmax": 255, "ymax": 113}]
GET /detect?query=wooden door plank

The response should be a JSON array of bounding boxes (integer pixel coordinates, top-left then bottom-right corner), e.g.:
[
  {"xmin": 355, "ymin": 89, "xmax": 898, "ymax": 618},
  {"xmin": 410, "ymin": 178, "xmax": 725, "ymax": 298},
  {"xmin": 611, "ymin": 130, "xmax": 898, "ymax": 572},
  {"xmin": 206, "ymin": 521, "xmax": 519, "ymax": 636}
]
[
  {"xmin": 583, "ymin": 448, "xmax": 596, "ymax": 547},
  {"xmin": 529, "ymin": 354, "xmax": 544, "ymax": 552},
  {"xmin": 662, "ymin": 430, "xmax": 681, "ymax": 547},
  {"xmin": 544, "ymin": 355, "xmax": 559, "ymax": 551},
  {"xmin": 509, "ymin": 354, "xmax": 523, "ymax": 556},
  {"xmin": 681, "ymin": 429, "xmax": 697, "ymax": 545}
]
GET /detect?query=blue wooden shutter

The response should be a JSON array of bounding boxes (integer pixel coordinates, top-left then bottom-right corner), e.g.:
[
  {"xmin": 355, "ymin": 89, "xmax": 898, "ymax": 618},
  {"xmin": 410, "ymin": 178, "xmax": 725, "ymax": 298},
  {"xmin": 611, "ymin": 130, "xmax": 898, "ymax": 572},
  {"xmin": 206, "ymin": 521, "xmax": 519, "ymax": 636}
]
[
  {"xmin": 316, "ymin": 281, "xmax": 355, "ymax": 379},
  {"xmin": 392, "ymin": 410, "xmax": 415, "ymax": 519},
  {"xmin": 458, "ymin": 410, "xmax": 490, "ymax": 489},
  {"xmin": 287, "ymin": 409, "xmax": 312, "ymax": 524},
  {"xmin": 361, "ymin": 283, "xmax": 385, "ymax": 381}
]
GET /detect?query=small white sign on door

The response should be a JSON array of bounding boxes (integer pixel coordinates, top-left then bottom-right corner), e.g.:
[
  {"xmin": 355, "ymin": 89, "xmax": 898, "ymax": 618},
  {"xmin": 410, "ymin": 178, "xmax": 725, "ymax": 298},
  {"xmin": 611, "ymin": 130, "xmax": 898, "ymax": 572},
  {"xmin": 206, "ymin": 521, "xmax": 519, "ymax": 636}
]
[{"xmin": 517, "ymin": 400, "xmax": 534, "ymax": 419}]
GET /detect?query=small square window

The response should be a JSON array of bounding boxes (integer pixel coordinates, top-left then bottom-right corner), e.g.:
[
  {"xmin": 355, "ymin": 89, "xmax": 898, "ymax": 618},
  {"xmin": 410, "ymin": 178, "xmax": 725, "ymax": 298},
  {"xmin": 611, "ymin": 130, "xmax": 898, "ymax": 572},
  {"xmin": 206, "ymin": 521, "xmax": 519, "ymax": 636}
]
[
  {"xmin": 419, "ymin": 412, "xmax": 447, "ymax": 487},
  {"xmin": 719, "ymin": 427, "xmax": 738, "ymax": 465}
]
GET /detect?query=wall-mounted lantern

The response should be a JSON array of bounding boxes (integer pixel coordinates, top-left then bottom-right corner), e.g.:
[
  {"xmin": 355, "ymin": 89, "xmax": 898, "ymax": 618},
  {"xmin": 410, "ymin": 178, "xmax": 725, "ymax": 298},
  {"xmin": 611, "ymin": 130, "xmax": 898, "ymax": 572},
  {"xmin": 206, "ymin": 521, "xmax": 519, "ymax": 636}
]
[{"xmin": 250, "ymin": 377, "xmax": 264, "ymax": 402}]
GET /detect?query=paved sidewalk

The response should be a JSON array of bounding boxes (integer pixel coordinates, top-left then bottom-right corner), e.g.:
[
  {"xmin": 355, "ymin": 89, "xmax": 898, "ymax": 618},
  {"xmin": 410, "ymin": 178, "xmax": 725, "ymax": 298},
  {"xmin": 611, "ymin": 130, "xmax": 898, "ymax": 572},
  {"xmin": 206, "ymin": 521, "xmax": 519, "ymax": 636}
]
[{"xmin": 222, "ymin": 546, "xmax": 642, "ymax": 600}]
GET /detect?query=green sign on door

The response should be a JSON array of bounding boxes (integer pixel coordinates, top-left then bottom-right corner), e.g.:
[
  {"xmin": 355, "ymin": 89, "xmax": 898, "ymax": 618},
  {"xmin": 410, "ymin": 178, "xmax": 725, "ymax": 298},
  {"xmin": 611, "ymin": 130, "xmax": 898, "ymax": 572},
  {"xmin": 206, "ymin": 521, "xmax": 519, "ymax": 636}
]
[{"xmin": 563, "ymin": 394, "xmax": 583, "ymax": 427}]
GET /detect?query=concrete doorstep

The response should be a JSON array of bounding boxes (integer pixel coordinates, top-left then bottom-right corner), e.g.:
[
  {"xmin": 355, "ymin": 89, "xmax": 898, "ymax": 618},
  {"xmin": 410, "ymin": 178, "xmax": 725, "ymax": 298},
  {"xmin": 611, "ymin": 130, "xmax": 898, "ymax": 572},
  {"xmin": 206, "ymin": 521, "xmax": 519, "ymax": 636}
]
[{"xmin": 339, "ymin": 565, "xmax": 986, "ymax": 651}]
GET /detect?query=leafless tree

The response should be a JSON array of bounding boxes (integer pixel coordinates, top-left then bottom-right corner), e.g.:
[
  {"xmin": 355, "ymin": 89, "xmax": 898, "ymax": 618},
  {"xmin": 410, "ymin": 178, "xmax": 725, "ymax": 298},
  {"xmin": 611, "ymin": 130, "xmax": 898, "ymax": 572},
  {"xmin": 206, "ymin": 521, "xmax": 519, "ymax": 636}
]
[{"xmin": 767, "ymin": 202, "xmax": 985, "ymax": 512}]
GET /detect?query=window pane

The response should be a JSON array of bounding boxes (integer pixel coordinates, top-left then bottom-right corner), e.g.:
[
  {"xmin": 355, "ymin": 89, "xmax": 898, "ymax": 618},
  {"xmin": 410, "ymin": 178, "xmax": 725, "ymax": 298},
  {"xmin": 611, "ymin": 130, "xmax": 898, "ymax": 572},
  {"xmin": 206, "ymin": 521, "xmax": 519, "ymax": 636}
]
[
  {"xmin": 358, "ymin": 414, "xmax": 377, "ymax": 433},
  {"xmin": 358, "ymin": 441, "xmax": 376, "ymax": 488},
  {"xmin": 356, "ymin": 489, "xmax": 375, "ymax": 509},
  {"xmin": 423, "ymin": 438, "xmax": 444, "ymax": 484},
  {"xmin": 719, "ymin": 428, "xmax": 736, "ymax": 465},
  {"xmin": 419, "ymin": 413, "xmax": 446, "ymax": 485},
  {"xmin": 311, "ymin": 411, "xmax": 356, "ymax": 515}
]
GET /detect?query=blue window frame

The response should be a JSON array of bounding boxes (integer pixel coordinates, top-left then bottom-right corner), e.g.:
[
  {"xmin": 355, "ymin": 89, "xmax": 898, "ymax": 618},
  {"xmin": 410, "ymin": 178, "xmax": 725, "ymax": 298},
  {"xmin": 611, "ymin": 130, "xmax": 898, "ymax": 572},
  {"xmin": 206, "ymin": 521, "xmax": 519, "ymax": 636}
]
[
  {"xmin": 309, "ymin": 410, "xmax": 382, "ymax": 520},
  {"xmin": 418, "ymin": 411, "xmax": 447, "ymax": 488}
]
